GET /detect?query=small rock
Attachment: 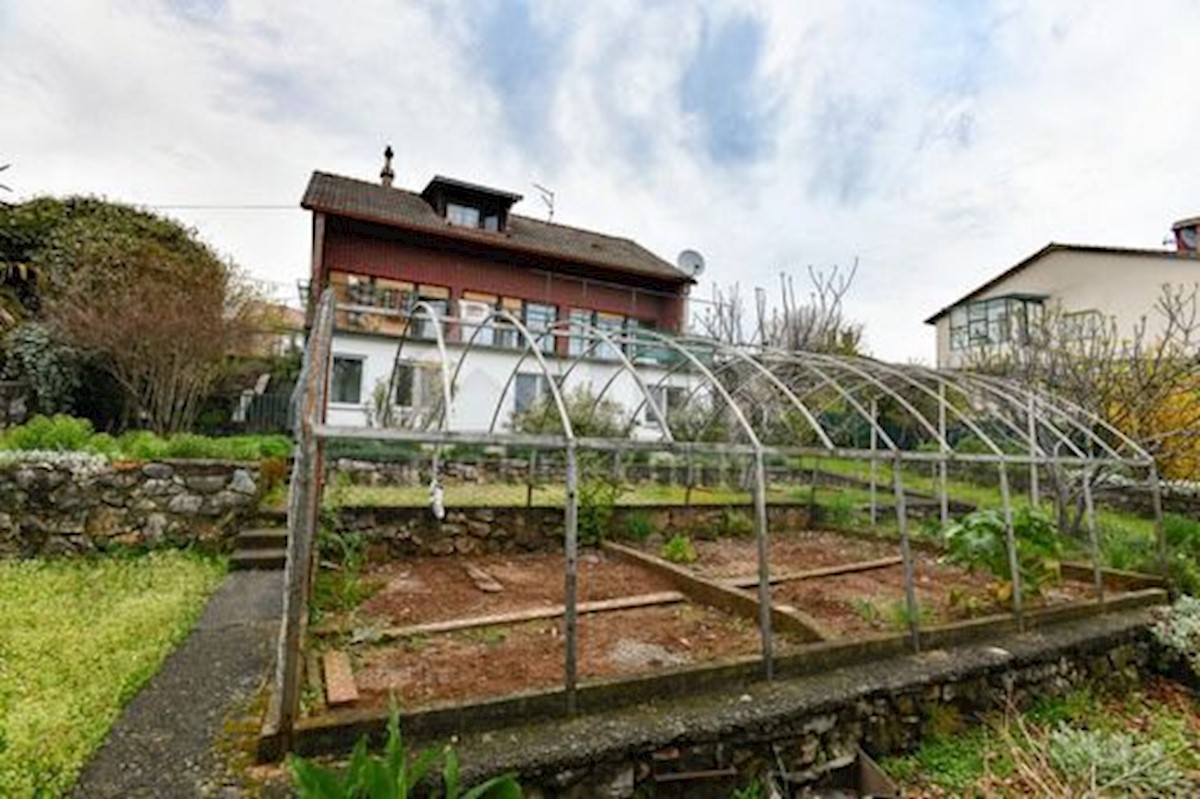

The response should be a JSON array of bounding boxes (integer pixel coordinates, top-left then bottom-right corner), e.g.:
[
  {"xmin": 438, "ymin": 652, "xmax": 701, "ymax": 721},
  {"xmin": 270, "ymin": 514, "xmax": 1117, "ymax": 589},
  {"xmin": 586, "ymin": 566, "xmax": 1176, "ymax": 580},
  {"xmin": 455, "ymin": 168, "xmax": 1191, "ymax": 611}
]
[
  {"xmin": 229, "ymin": 469, "xmax": 257, "ymax": 495},
  {"xmin": 167, "ymin": 494, "xmax": 204, "ymax": 514}
]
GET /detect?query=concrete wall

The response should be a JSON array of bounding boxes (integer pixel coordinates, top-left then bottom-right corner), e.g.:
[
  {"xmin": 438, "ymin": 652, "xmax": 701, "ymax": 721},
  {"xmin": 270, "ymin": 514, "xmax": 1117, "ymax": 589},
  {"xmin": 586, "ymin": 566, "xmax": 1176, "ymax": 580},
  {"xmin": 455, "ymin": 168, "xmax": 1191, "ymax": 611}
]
[{"xmin": 935, "ymin": 248, "xmax": 1200, "ymax": 368}]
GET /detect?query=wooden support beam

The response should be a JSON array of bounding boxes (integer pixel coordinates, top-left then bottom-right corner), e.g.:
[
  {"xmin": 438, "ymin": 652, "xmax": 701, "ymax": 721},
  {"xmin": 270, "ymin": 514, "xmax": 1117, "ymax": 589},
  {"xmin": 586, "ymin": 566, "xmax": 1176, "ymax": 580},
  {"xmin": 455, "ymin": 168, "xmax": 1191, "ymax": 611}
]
[
  {"xmin": 723, "ymin": 556, "xmax": 903, "ymax": 589},
  {"xmin": 603, "ymin": 541, "xmax": 830, "ymax": 642},
  {"xmin": 323, "ymin": 650, "xmax": 359, "ymax": 708},
  {"xmin": 322, "ymin": 591, "xmax": 687, "ymax": 643}
]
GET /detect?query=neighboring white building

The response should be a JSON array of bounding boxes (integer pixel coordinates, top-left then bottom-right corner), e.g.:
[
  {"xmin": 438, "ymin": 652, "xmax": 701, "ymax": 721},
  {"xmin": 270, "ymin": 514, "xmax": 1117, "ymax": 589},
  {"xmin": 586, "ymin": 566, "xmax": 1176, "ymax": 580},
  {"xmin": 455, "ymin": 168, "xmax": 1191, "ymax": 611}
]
[{"xmin": 925, "ymin": 217, "xmax": 1200, "ymax": 369}]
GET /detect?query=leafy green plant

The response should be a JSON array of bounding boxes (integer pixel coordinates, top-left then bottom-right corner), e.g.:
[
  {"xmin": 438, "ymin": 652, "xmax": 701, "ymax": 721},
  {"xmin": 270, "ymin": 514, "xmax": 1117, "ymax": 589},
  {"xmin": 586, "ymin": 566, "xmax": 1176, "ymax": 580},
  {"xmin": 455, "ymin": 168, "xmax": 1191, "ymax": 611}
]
[
  {"xmin": 624, "ymin": 510, "xmax": 657, "ymax": 542},
  {"xmin": 2, "ymin": 323, "xmax": 81, "ymax": 414},
  {"xmin": 289, "ymin": 704, "xmax": 522, "ymax": 798},
  {"xmin": 660, "ymin": 534, "xmax": 698, "ymax": 564},
  {"xmin": 730, "ymin": 778, "xmax": 764, "ymax": 799},
  {"xmin": 885, "ymin": 599, "xmax": 933, "ymax": 631},
  {"xmin": 943, "ymin": 507, "xmax": 1063, "ymax": 598},
  {"xmin": 1, "ymin": 413, "xmax": 96, "ymax": 451},
  {"xmin": 0, "ymin": 415, "xmax": 292, "ymax": 460},
  {"xmin": 822, "ymin": 492, "xmax": 859, "ymax": 527},
  {"xmin": 578, "ymin": 477, "xmax": 620, "ymax": 547},
  {"xmin": 850, "ymin": 597, "xmax": 883, "ymax": 627},
  {"xmin": 718, "ymin": 507, "xmax": 754, "ymax": 537}
]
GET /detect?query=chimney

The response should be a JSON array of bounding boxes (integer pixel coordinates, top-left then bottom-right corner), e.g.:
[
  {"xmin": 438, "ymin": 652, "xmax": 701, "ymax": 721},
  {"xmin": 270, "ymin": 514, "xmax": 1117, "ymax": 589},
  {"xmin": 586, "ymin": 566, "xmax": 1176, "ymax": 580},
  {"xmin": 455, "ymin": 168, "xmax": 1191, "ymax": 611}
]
[{"xmin": 380, "ymin": 145, "xmax": 395, "ymax": 188}]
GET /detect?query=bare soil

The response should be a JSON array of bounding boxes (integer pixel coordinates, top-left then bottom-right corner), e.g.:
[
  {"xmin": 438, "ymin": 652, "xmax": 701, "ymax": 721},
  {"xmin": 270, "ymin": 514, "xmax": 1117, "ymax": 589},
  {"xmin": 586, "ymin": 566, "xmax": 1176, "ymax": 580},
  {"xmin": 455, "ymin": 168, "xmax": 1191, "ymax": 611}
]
[
  {"xmin": 682, "ymin": 530, "xmax": 899, "ymax": 581},
  {"xmin": 352, "ymin": 603, "xmax": 764, "ymax": 709},
  {"xmin": 771, "ymin": 553, "xmax": 1097, "ymax": 639},
  {"xmin": 356, "ymin": 551, "xmax": 675, "ymax": 628}
]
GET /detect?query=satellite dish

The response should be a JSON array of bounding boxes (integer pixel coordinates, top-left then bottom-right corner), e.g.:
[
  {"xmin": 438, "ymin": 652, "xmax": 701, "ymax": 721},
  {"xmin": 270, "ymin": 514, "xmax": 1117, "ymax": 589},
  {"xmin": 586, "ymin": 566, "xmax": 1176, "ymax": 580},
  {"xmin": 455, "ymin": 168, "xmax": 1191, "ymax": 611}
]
[{"xmin": 676, "ymin": 249, "xmax": 706, "ymax": 277}]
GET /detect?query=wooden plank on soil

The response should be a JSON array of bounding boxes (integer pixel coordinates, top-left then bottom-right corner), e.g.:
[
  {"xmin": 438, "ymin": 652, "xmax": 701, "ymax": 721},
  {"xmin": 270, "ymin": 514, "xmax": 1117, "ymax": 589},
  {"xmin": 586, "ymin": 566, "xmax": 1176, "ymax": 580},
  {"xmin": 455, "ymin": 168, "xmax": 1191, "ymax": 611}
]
[
  {"xmin": 367, "ymin": 591, "xmax": 686, "ymax": 642},
  {"xmin": 602, "ymin": 541, "xmax": 830, "ymax": 642},
  {"xmin": 323, "ymin": 650, "xmax": 359, "ymax": 708},
  {"xmin": 724, "ymin": 556, "xmax": 903, "ymax": 589}
]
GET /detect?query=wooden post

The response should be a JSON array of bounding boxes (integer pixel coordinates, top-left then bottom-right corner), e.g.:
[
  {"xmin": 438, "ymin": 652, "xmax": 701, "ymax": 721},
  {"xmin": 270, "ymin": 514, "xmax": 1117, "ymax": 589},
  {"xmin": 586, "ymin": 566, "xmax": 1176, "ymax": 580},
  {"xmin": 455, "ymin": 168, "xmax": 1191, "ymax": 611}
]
[
  {"xmin": 753, "ymin": 450, "xmax": 774, "ymax": 679},
  {"xmin": 893, "ymin": 455, "xmax": 920, "ymax": 652},
  {"xmin": 564, "ymin": 443, "xmax": 579, "ymax": 713},
  {"xmin": 998, "ymin": 462, "xmax": 1024, "ymax": 630}
]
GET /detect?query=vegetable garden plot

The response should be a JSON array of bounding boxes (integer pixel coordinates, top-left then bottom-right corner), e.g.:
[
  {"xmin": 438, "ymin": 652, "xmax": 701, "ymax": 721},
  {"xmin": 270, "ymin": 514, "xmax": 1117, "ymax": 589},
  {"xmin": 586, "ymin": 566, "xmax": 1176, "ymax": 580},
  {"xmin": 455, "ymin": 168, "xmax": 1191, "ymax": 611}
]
[
  {"xmin": 667, "ymin": 529, "xmax": 900, "ymax": 582},
  {"xmin": 350, "ymin": 603, "xmax": 768, "ymax": 709},
  {"xmin": 770, "ymin": 554, "xmax": 1098, "ymax": 640}
]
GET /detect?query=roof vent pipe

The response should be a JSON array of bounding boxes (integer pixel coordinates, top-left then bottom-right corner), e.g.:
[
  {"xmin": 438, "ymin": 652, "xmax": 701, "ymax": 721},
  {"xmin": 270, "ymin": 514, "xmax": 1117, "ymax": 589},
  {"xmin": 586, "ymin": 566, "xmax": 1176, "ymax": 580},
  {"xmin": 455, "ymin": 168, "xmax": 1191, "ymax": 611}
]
[{"xmin": 380, "ymin": 145, "xmax": 395, "ymax": 188}]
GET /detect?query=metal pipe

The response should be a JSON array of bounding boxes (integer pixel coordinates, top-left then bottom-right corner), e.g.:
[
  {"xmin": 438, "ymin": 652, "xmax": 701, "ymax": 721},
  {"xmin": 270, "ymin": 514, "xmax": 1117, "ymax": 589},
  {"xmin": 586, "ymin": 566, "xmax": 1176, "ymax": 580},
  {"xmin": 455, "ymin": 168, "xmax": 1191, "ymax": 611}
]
[
  {"xmin": 938, "ymin": 383, "xmax": 949, "ymax": 528},
  {"xmin": 892, "ymin": 455, "xmax": 920, "ymax": 652},
  {"xmin": 564, "ymin": 442, "xmax": 579, "ymax": 713},
  {"xmin": 998, "ymin": 462, "xmax": 1024, "ymax": 630},
  {"xmin": 1028, "ymin": 392, "xmax": 1040, "ymax": 506},
  {"xmin": 1081, "ymin": 468, "xmax": 1104, "ymax": 603},
  {"xmin": 869, "ymin": 397, "xmax": 878, "ymax": 526},
  {"xmin": 753, "ymin": 450, "xmax": 774, "ymax": 679},
  {"xmin": 1149, "ymin": 462, "xmax": 1172, "ymax": 596}
]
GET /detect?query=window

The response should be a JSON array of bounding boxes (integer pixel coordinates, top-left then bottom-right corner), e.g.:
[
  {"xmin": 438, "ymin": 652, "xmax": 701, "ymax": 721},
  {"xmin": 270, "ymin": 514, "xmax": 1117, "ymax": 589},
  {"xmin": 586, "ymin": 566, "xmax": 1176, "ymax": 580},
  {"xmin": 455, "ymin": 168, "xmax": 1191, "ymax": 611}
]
[
  {"xmin": 949, "ymin": 297, "xmax": 1044, "ymax": 351},
  {"xmin": 514, "ymin": 373, "xmax": 548, "ymax": 412},
  {"xmin": 625, "ymin": 318, "xmax": 657, "ymax": 362},
  {"xmin": 393, "ymin": 362, "xmax": 414, "ymax": 407},
  {"xmin": 459, "ymin": 298, "xmax": 495, "ymax": 346},
  {"xmin": 446, "ymin": 203, "xmax": 480, "ymax": 228},
  {"xmin": 594, "ymin": 313, "xmax": 624, "ymax": 360},
  {"xmin": 495, "ymin": 298, "xmax": 522, "ymax": 349},
  {"xmin": 1062, "ymin": 310, "xmax": 1104, "ymax": 341},
  {"xmin": 524, "ymin": 302, "xmax": 558, "ymax": 354},
  {"xmin": 567, "ymin": 309, "xmax": 593, "ymax": 357},
  {"xmin": 645, "ymin": 385, "xmax": 687, "ymax": 427},
  {"xmin": 410, "ymin": 286, "xmax": 449, "ymax": 340},
  {"xmin": 331, "ymin": 356, "xmax": 364, "ymax": 404}
]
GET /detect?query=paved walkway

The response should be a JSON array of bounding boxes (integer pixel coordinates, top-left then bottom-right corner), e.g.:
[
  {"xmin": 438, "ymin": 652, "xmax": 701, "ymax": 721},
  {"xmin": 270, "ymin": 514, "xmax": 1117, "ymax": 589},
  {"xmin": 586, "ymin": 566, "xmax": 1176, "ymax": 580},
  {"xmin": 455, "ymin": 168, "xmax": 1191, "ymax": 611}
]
[{"xmin": 73, "ymin": 570, "xmax": 283, "ymax": 798}]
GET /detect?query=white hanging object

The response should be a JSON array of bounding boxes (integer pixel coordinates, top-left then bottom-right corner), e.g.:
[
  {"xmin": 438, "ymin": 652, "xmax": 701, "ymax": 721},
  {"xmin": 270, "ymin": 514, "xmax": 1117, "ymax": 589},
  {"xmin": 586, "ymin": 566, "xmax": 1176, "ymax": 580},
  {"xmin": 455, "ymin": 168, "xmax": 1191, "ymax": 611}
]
[{"xmin": 429, "ymin": 478, "xmax": 445, "ymax": 520}]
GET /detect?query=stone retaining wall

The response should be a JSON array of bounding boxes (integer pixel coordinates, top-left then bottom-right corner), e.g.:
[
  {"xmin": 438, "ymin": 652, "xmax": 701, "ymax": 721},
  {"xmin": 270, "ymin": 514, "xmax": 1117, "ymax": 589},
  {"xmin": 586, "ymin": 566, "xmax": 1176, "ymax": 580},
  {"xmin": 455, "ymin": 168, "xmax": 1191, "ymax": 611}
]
[
  {"xmin": 339, "ymin": 504, "xmax": 814, "ymax": 558},
  {"xmin": 0, "ymin": 457, "xmax": 262, "ymax": 557}
]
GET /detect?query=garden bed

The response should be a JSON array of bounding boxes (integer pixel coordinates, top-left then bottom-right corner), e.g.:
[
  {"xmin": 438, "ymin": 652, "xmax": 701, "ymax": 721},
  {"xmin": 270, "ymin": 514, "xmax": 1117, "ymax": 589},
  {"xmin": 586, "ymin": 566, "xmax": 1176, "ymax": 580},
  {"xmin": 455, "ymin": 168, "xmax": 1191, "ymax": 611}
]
[
  {"xmin": 351, "ymin": 603, "xmax": 765, "ymax": 709},
  {"xmin": 679, "ymin": 530, "xmax": 898, "ymax": 581}
]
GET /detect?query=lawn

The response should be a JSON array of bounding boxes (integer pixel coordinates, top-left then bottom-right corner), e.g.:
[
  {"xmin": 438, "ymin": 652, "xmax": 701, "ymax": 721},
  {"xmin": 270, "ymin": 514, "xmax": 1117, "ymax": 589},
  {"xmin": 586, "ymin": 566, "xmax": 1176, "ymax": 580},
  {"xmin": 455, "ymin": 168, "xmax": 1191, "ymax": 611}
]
[
  {"xmin": 882, "ymin": 678, "xmax": 1200, "ymax": 796},
  {"xmin": 0, "ymin": 551, "xmax": 226, "ymax": 798}
]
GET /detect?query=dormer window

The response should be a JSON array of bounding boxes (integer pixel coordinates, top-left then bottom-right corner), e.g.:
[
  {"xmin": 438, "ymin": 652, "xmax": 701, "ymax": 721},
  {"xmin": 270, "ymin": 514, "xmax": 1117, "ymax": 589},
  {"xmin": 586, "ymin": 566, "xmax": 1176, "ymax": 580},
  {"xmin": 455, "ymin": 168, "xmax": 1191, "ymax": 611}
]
[
  {"xmin": 447, "ymin": 203, "xmax": 480, "ymax": 228},
  {"xmin": 422, "ymin": 175, "xmax": 523, "ymax": 234}
]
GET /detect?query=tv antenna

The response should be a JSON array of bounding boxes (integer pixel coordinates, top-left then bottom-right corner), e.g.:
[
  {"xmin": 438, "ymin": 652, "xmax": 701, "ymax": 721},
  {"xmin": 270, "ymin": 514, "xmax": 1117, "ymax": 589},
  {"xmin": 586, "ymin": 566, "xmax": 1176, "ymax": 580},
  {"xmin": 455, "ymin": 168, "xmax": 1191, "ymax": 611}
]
[
  {"xmin": 532, "ymin": 182, "xmax": 555, "ymax": 222},
  {"xmin": 0, "ymin": 163, "xmax": 11, "ymax": 194}
]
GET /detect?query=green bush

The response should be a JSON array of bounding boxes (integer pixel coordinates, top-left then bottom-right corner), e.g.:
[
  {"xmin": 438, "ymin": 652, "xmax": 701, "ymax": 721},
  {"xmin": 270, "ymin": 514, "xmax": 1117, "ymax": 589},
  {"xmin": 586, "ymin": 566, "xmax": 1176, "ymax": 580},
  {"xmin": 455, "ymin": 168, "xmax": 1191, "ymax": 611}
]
[
  {"xmin": 1048, "ymin": 724, "xmax": 1189, "ymax": 796},
  {"xmin": 578, "ymin": 477, "xmax": 620, "ymax": 547},
  {"xmin": 625, "ymin": 510, "xmax": 656, "ymax": 542},
  {"xmin": 822, "ymin": 492, "xmax": 859, "ymax": 527},
  {"xmin": 1102, "ymin": 514, "xmax": 1200, "ymax": 596},
  {"xmin": 660, "ymin": 534, "xmax": 698, "ymax": 564},
  {"xmin": 1150, "ymin": 595, "xmax": 1200, "ymax": 679},
  {"xmin": 943, "ymin": 507, "xmax": 1063, "ymax": 598},
  {"xmin": 0, "ymin": 415, "xmax": 291, "ymax": 461}
]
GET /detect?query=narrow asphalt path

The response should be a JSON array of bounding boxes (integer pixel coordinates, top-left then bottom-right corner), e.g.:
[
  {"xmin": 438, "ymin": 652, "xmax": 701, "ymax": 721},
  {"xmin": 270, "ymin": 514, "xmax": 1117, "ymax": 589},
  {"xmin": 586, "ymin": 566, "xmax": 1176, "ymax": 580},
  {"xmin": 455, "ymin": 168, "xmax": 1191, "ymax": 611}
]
[{"xmin": 73, "ymin": 570, "xmax": 283, "ymax": 798}]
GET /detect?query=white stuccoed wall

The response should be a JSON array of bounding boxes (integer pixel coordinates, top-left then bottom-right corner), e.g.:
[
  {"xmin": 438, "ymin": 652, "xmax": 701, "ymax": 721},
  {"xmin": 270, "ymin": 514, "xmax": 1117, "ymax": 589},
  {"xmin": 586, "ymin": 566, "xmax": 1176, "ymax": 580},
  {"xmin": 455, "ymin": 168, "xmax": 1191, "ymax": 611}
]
[{"xmin": 326, "ymin": 331, "xmax": 690, "ymax": 437}]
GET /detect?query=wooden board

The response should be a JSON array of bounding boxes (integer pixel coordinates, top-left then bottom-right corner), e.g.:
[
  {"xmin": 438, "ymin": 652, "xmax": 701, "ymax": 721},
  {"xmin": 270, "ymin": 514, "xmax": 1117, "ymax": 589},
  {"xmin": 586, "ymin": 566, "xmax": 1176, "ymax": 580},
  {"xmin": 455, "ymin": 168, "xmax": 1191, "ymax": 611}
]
[{"xmin": 323, "ymin": 650, "xmax": 359, "ymax": 708}]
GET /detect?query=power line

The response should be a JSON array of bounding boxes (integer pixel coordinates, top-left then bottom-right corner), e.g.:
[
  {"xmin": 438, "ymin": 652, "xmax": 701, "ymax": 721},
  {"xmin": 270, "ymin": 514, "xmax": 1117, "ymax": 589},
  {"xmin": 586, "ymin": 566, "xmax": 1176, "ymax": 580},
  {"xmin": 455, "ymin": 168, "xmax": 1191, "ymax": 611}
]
[{"xmin": 145, "ymin": 204, "xmax": 298, "ymax": 210}]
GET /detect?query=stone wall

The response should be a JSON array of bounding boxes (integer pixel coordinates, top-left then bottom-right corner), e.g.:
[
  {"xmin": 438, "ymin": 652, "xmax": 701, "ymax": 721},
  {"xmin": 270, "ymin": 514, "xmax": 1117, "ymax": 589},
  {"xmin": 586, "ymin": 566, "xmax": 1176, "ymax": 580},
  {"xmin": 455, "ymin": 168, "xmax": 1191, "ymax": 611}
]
[
  {"xmin": 338, "ymin": 503, "xmax": 815, "ymax": 558},
  {"xmin": 450, "ymin": 611, "xmax": 1158, "ymax": 798},
  {"xmin": 0, "ymin": 457, "xmax": 262, "ymax": 557}
]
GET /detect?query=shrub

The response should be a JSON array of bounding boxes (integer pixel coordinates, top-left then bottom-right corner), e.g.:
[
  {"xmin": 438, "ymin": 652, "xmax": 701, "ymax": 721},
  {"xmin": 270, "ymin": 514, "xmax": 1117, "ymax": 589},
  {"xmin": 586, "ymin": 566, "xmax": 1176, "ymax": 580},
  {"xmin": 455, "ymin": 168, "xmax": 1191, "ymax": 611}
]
[
  {"xmin": 625, "ymin": 510, "xmax": 656, "ymax": 542},
  {"xmin": 822, "ymin": 492, "xmax": 859, "ymax": 527},
  {"xmin": 660, "ymin": 534, "xmax": 698, "ymax": 564},
  {"xmin": 289, "ymin": 704, "xmax": 521, "ymax": 798},
  {"xmin": 577, "ymin": 477, "xmax": 620, "ymax": 547},
  {"xmin": 2, "ymin": 323, "xmax": 81, "ymax": 415},
  {"xmin": 1, "ymin": 413, "xmax": 95, "ymax": 451},
  {"xmin": 1048, "ymin": 724, "xmax": 1189, "ymax": 796},
  {"xmin": 718, "ymin": 507, "xmax": 754, "ymax": 537},
  {"xmin": 1150, "ymin": 595, "xmax": 1200, "ymax": 679},
  {"xmin": 943, "ymin": 507, "xmax": 1062, "ymax": 598}
]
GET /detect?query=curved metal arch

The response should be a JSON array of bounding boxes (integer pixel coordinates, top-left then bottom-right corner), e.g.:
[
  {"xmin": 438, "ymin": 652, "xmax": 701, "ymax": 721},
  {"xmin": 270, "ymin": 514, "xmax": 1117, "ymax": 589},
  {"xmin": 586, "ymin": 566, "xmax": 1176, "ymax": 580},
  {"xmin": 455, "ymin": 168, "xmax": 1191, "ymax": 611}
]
[
  {"xmin": 758, "ymin": 351, "xmax": 902, "ymax": 451},
  {"xmin": 546, "ymin": 322, "xmax": 673, "ymax": 440},
  {"xmin": 385, "ymin": 301, "xmax": 455, "ymax": 432},
  {"xmin": 831, "ymin": 356, "xmax": 1030, "ymax": 457},
  {"xmin": 958, "ymin": 369, "xmax": 1151, "ymax": 462}
]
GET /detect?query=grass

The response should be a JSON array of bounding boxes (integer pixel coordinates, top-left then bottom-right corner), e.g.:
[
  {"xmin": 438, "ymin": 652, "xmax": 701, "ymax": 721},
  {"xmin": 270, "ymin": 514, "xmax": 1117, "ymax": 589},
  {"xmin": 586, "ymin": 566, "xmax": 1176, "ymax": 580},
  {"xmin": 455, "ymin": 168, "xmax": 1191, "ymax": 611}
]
[
  {"xmin": 882, "ymin": 680, "xmax": 1200, "ymax": 797},
  {"xmin": 0, "ymin": 551, "xmax": 226, "ymax": 798}
]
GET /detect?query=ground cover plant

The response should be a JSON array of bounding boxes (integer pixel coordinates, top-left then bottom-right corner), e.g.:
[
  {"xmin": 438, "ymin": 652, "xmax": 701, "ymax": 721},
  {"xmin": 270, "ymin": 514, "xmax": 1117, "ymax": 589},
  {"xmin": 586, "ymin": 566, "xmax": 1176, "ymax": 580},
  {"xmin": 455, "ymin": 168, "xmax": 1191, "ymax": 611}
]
[
  {"xmin": 883, "ymin": 679, "xmax": 1200, "ymax": 797},
  {"xmin": 289, "ymin": 705, "xmax": 521, "ymax": 798},
  {"xmin": 0, "ymin": 414, "xmax": 291, "ymax": 460},
  {"xmin": 0, "ymin": 550, "xmax": 225, "ymax": 797}
]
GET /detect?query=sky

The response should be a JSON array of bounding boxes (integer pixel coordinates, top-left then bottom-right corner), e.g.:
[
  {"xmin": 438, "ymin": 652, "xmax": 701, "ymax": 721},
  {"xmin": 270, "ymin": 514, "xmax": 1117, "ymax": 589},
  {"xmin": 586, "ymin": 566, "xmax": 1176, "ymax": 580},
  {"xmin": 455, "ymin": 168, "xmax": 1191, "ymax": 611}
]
[{"xmin": 2, "ymin": 0, "xmax": 1198, "ymax": 364}]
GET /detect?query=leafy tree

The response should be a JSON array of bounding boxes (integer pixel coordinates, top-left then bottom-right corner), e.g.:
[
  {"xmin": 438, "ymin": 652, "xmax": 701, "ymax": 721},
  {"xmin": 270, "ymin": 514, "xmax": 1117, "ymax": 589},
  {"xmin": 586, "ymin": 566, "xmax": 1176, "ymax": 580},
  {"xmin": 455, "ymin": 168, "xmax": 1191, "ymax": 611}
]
[
  {"xmin": 0, "ymin": 196, "xmax": 261, "ymax": 433},
  {"xmin": 510, "ymin": 383, "xmax": 625, "ymax": 438},
  {"xmin": 1, "ymin": 322, "xmax": 80, "ymax": 414}
]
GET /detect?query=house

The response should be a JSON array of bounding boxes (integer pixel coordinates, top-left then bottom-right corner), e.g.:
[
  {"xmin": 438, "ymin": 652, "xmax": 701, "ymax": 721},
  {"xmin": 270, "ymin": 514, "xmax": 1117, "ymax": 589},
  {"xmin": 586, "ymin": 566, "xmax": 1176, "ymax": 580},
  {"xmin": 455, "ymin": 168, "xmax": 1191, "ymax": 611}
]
[
  {"xmin": 925, "ymin": 216, "xmax": 1200, "ymax": 369},
  {"xmin": 300, "ymin": 149, "xmax": 696, "ymax": 431}
]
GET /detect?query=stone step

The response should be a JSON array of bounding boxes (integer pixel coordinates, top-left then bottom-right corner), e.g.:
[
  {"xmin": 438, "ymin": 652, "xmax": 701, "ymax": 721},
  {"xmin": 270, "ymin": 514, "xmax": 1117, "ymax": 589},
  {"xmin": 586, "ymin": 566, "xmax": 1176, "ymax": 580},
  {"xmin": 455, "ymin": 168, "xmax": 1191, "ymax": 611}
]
[
  {"xmin": 231, "ymin": 550, "xmax": 287, "ymax": 571},
  {"xmin": 236, "ymin": 527, "xmax": 289, "ymax": 550}
]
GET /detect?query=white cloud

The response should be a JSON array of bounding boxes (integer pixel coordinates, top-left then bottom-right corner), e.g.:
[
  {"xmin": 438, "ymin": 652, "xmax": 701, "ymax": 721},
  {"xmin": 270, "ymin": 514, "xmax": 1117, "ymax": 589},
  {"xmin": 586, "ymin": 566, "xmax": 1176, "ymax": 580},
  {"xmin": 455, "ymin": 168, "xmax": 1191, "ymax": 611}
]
[{"xmin": 2, "ymin": 0, "xmax": 1198, "ymax": 362}]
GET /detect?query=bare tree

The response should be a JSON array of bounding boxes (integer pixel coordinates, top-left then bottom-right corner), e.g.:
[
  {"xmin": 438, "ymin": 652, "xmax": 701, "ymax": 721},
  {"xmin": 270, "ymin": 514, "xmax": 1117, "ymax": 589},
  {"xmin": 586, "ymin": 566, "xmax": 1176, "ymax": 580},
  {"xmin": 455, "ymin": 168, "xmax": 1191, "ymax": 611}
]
[
  {"xmin": 964, "ymin": 284, "xmax": 1200, "ymax": 531},
  {"xmin": 696, "ymin": 260, "xmax": 863, "ymax": 354},
  {"xmin": 48, "ymin": 235, "xmax": 261, "ymax": 434}
]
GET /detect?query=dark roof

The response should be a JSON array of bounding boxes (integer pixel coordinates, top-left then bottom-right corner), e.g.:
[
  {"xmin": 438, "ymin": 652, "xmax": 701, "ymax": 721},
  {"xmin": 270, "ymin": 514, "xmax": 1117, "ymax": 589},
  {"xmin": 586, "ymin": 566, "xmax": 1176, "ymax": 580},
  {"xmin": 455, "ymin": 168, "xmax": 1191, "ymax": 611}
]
[
  {"xmin": 923, "ymin": 242, "xmax": 1200, "ymax": 324},
  {"xmin": 301, "ymin": 171, "xmax": 692, "ymax": 284},
  {"xmin": 422, "ymin": 175, "xmax": 523, "ymax": 203}
]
